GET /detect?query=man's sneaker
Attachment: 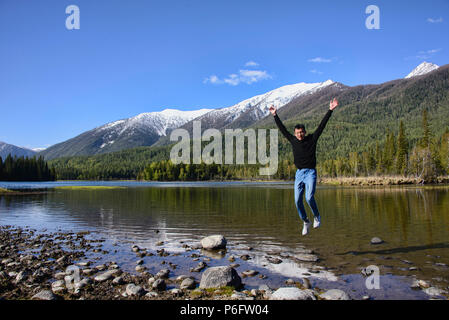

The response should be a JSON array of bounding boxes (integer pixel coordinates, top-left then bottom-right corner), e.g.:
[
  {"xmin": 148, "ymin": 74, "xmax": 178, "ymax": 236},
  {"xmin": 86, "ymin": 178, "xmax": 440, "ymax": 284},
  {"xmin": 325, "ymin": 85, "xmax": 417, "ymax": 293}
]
[
  {"xmin": 313, "ymin": 216, "xmax": 321, "ymax": 228},
  {"xmin": 302, "ymin": 222, "xmax": 311, "ymax": 236}
]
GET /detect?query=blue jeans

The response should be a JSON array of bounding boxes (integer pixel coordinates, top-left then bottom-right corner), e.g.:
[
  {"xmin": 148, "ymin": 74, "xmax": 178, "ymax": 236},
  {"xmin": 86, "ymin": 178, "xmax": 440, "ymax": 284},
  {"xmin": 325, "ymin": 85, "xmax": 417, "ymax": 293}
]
[{"xmin": 294, "ymin": 169, "xmax": 320, "ymax": 223}]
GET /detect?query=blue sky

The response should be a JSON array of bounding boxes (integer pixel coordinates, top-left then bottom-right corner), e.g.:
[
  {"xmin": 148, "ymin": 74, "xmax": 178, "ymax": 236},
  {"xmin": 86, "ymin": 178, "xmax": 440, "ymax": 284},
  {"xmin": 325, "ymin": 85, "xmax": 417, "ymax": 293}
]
[{"xmin": 1, "ymin": 0, "xmax": 448, "ymax": 150}]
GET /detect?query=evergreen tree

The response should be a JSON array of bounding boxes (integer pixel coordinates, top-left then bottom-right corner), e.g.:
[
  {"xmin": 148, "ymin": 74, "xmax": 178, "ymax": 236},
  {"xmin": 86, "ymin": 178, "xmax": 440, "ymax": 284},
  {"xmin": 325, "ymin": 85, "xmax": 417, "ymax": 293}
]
[{"xmin": 395, "ymin": 120, "xmax": 409, "ymax": 176}]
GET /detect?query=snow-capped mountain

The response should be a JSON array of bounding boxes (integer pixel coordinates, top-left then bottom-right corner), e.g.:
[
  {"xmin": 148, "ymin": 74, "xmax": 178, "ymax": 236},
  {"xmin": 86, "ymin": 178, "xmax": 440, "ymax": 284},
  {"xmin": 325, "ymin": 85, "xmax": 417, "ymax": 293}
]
[
  {"xmin": 0, "ymin": 141, "xmax": 37, "ymax": 159},
  {"xmin": 94, "ymin": 108, "xmax": 212, "ymax": 148},
  {"xmin": 405, "ymin": 62, "xmax": 439, "ymax": 78},
  {"xmin": 39, "ymin": 80, "xmax": 337, "ymax": 159},
  {"xmin": 38, "ymin": 108, "xmax": 211, "ymax": 160},
  {"xmin": 172, "ymin": 79, "xmax": 336, "ymax": 134}
]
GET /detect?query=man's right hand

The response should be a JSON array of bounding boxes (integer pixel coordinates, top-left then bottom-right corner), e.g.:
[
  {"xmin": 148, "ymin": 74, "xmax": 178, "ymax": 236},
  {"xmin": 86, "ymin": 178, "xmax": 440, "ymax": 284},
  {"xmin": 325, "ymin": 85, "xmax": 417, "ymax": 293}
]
[{"xmin": 269, "ymin": 105, "xmax": 277, "ymax": 116}]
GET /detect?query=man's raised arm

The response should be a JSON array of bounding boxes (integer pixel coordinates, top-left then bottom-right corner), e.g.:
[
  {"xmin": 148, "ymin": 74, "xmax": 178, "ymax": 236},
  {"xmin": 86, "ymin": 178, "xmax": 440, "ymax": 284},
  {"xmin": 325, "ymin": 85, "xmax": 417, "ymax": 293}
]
[
  {"xmin": 313, "ymin": 98, "xmax": 338, "ymax": 140},
  {"xmin": 270, "ymin": 105, "xmax": 294, "ymax": 141}
]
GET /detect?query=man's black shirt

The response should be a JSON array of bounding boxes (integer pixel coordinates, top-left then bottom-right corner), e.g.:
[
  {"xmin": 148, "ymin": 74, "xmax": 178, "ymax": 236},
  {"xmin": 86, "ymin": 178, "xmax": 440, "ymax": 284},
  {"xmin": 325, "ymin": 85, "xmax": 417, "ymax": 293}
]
[{"xmin": 274, "ymin": 110, "xmax": 333, "ymax": 169}]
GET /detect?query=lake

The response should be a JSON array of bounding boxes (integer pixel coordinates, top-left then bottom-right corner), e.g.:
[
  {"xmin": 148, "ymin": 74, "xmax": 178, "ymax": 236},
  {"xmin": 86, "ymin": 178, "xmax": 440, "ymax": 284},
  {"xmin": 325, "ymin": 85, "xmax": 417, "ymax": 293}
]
[{"xmin": 1, "ymin": 180, "xmax": 448, "ymax": 299}]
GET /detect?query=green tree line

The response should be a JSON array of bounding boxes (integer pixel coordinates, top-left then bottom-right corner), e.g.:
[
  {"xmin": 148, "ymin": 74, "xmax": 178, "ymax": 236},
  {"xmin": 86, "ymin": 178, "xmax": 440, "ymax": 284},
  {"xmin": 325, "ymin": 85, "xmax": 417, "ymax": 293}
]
[
  {"xmin": 138, "ymin": 110, "xmax": 449, "ymax": 182},
  {"xmin": 0, "ymin": 154, "xmax": 56, "ymax": 181}
]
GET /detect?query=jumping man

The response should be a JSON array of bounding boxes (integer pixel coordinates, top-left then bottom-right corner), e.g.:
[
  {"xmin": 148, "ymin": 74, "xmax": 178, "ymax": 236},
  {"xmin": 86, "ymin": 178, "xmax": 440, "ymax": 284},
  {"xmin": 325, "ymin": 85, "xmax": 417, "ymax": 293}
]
[{"xmin": 269, "ymin": 98, "xmax": 339, "ymax": 235}]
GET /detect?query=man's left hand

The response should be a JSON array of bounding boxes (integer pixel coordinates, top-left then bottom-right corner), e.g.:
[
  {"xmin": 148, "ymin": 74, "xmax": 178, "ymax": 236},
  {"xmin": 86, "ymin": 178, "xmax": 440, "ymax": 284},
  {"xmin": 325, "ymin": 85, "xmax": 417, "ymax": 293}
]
[{"xmin": 329, "ymin": 98, "xmax": 339, "ymax": 110}]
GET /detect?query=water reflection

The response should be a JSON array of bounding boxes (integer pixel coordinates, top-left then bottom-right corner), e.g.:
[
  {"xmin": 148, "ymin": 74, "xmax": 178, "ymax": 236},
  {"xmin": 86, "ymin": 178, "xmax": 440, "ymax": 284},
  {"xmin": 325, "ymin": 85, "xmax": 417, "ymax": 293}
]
[{"xmin": 0, "ymin": 184, "xmax": 448, "ymax": 295}]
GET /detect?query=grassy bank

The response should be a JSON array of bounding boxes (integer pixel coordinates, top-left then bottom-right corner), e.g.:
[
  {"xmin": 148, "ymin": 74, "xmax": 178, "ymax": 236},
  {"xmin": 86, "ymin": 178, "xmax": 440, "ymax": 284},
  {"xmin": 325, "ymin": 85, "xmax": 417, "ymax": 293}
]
[
  {"xmin": 54, "ymin": 186, "xmax": 127, "ymax": 190},
  {"xmin": 0, "ymin": 187, "xmax": 13, "ymax": 194}
]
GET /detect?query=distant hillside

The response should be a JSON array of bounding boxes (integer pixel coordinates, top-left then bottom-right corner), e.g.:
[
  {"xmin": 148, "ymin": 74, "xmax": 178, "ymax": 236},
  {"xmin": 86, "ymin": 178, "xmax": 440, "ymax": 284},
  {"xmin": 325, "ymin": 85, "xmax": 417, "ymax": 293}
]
[{"xmin": 0, "ymin": 141, "xmax": 36, "ymax": 159}]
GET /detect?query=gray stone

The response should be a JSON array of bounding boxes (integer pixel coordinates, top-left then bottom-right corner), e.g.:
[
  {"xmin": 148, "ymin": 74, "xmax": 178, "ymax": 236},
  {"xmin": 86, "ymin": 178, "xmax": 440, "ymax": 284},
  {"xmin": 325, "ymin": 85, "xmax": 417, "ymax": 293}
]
[
  {"xmin": 320, "ymin": 289, "xmax": 350, "ymax": 300},
  {"xmin": 266, "ymin": 256, "xmax": 282, "ymax": 264},
  {"xmin": 201, "ymin": 235, "xmax": 227, "ymax": 250},
  {"xmin": 152, "ymin": 279, "xmax": 167, "ymax": 291},
  {"xmin": 176, "ymin": 275, "xmax": 189, "ymax": 282},
  {"xmin": 180, "ymin": 277, "xmax": 196, "ymax": 290},
  {"xmin": 170, "ymin": 288, "xmax": 183, "ymax": 297},
  {"xmin": 94, "ymin": 269, "xmax": 121, "ymax": 282},
  {"xmin": 51, "ymin": 280, "xmax": 65, "ymax": 289},
  {"xmin": 135, "ymin": 265, "xmax": 146, "ymax": 272},
  {"xmin": 418, "ymin": 280, "xmax": 430, "ymax": 288},
  {"xmin": 231, "ymin": 292, "xmax": 254, "ymax": 300},
  {"xmin": 112, "ymin": 276, "xmax": 125, "ymax": 285},
  {"xmin": 82, "ymin": 268, "xmax": 95, "ymax": 275},
  {"xmin": 126, "ymin": 283, "xmax": 145, "ymax": 297},
  {"xmin": 95, "ymin": 264, "xmax": 106, "ymax": 271},
  {"xmin": 145, "ymin": 291, "xmax": 159, "ymax": 298},
  {"xmin": 54, "ymin": 272, "xmax": 66, "ymax": 280},
  {"xmin": 270, "ymin": 287, "xmax": 316, "ymax": 300},
  {"xmin": 302, "ymin": 278, "xmax": 311, "ymax": 289},
  {"xmin": 32, "ymin": 290, "xmax": 58, "ymax": 300},
  {"xmin": 15, "ymin": 270, "xmax": 30, "ymax": 283},
  {"xmin": 370, "ymin": 237, "xmax": 384, "ymax": 245},
  {"xmin": 156, "ymin": 269, "xmax": 170, "ymax": 279},
  {"xmin": 75, "ymin": 278, "xmax": 92, "ymax": 290},
  {"xmin": 424, "ymin": 287, "xmax": 446, "ymax": 296},
  {"xmin": 242, "ymin": 270, "xmax": 259, "ymax": 277},
  {"xmin": 199, "ymin": 266, "xmax": 242, "ymax": 289},
  {"xmin": 295, "ymin": 254, "xmax": 319, "ymax": 262},
  {"xmin": 1, "ymin": 258, "xmax": 13, "ymax": 265}
]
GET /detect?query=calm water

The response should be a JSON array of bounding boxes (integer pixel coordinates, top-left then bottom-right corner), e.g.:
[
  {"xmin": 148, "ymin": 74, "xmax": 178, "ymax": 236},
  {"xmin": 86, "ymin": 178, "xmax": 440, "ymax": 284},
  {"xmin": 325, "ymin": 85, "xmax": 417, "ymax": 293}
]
[{"xmin": 1, "ymin": 181, "xmax": 448, "ymax": 299}]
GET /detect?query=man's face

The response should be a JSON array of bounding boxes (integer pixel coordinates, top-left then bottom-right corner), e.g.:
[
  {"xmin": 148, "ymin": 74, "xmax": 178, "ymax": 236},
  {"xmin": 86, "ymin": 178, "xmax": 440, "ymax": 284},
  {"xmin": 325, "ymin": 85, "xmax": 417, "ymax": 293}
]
[{"xmin": 294, "ymin": 128, "xmax": 306, "ymax": 141}]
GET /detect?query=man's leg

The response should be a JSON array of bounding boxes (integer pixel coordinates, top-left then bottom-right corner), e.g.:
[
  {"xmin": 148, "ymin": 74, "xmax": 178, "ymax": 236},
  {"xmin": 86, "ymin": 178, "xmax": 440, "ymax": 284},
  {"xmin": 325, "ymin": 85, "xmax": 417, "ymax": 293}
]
[
  {"xmin": 294, "ymin": 169, "xmax": 310, "ymax": 223},
  {"xmin": 304, "ymin": 169, "xmax": 320, "ymax": 219}
]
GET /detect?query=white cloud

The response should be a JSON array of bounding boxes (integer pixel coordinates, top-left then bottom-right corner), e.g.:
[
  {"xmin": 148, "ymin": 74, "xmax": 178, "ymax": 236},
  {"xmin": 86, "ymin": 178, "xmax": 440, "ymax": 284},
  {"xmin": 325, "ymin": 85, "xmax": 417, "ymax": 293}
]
[
  {"xmin": 203, "ymin": 75, "xmax": 222, "ymax": 84},
  {"xmin": 310, "ymin": 69, "xmax": 323, "ymax": 75},
  {"xmin": 427, "ymin": 17, "xmax": 443, "ymax": 23},
  {"xmin": 245, "ymin": 61, "xmax": 259, "ymax": 67},
  {"xmin": 204, "ymin": 69, "xmax": 271, "ymax": 86},
  {"xmin": 405, "ymin": 48, "xmax": 442, "ymax": 60},
  {"xmin": 308, "ymin": 57, "xmax": 332, "ymax": 63}
]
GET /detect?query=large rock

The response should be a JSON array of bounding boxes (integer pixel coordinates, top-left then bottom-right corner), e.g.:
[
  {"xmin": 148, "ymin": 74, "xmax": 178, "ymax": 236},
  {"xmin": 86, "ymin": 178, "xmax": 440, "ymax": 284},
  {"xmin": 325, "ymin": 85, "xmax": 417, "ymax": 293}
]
[
  {"xmin": 320, "ymin": 289, "xmax": 350, "ymax": 300},
  {"xmin": 270, "ymin": 287, "xmax": 316, "ymax": 300},
  {"xmin": 199, "ymin": 266, "xmax": 241, "ymax": 289},
  {"xmin": 201, "ymin": 235, "xmax": 227, "ymax": 250}
]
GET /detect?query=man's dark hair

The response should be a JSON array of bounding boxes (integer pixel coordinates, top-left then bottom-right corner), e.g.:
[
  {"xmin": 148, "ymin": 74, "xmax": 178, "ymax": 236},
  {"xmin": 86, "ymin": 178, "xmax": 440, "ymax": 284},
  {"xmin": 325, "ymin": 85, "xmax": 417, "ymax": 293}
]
[{"xmin": 294, "ymin": 124, "xmax": 306, "ymax": 131}]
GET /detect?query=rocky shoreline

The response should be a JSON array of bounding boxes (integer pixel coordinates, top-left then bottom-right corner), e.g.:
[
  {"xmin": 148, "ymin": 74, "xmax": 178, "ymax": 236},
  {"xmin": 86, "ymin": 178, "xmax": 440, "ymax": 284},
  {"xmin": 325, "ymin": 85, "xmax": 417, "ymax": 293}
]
[
  {"xmin": 0, "ymin": 226, "xmax": 446, "ymax": 300},
  {"xmin": 318, "ymin": 176, "xmax": 449, "ymax": 186}
]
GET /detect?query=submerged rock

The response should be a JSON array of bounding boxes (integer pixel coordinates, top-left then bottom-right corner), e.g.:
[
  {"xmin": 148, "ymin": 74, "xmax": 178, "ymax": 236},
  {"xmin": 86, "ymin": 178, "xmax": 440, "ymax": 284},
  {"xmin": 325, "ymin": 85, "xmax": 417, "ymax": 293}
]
[{"xmin": 295, "ymin": 253, "xmax": 319, "ymax": 262}]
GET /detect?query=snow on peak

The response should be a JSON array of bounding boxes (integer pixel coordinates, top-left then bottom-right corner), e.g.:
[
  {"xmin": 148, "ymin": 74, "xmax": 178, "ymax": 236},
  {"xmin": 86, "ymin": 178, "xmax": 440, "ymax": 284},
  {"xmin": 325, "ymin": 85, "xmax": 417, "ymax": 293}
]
[
  {"xmin": 405, "ymin": 62, "xmax": 439, "ymax": 79},
  {"xmin": 200, "ymin": 79, "xmax": 335, "ymax": 122},
  {"xmin": 96, "ymin": 108, "xmax": 212, "ymax": 138}
]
